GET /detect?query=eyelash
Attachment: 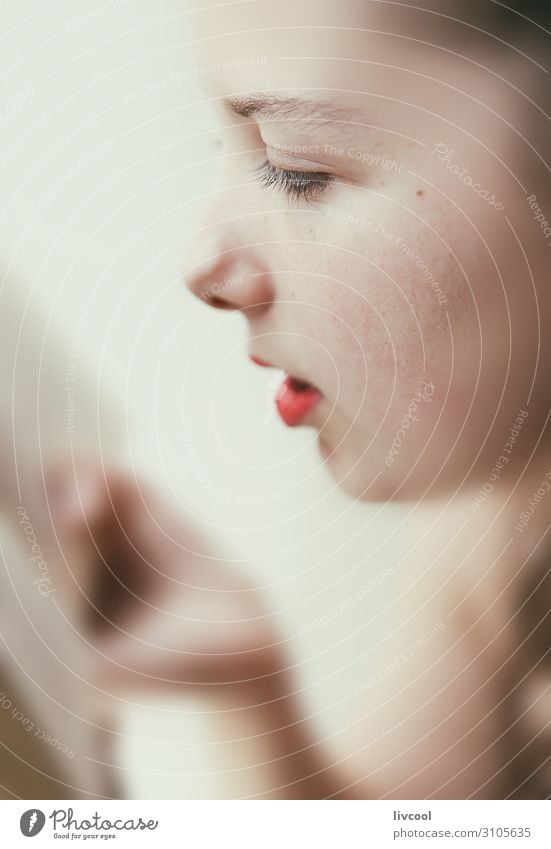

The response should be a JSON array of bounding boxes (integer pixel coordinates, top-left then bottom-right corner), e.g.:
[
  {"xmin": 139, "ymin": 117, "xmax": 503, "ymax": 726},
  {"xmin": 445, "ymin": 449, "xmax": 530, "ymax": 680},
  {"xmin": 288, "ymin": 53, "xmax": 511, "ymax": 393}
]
[{"xmin": 256, "ymin": 160, "xmax": 334, "ymax": 202}]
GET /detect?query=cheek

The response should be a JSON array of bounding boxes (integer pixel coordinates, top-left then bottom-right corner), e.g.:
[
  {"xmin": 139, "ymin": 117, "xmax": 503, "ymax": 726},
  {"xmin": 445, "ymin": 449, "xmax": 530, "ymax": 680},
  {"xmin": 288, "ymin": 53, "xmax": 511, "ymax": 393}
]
[
  {"xmin": 279, "ymin": 200, "xmax": 487, "ymax": 434},
  {"xmin": 308, "ymin": 241, "xmax": 449, "ymax": 427}
]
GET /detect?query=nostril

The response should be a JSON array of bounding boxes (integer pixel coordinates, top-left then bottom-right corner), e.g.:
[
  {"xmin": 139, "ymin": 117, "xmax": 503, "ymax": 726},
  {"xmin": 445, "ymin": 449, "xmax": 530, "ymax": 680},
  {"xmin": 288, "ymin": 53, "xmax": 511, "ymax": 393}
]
[
  {"xmin": 186, "ymin": 255, "xmax": 275, "ymax": 314},
  {"xmin": 206, "ymin": 295, "xmax": 235, "ymax": 310}
]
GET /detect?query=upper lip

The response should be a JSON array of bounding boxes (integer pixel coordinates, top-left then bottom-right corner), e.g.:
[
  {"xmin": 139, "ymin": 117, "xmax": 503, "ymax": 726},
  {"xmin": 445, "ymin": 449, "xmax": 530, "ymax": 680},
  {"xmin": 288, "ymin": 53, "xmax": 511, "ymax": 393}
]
[
  {"xmin": 250, "ymin": 355, "xmax": 272, "ymax": 368},
  {"xmin": 250, "ymin": 353, "xmax": 320, "ymax": 392}
]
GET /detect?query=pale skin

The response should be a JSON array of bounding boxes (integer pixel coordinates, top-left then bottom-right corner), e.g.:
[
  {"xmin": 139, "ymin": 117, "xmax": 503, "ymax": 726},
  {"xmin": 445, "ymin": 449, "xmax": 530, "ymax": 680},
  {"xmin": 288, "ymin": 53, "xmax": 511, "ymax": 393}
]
[
  {"xmin": 179, "ymin": 0, "xmax": 551, "ymax": 798},
  {"xmin": 12, "ymin": 1, "xmax": 549, "ymax": 799}
]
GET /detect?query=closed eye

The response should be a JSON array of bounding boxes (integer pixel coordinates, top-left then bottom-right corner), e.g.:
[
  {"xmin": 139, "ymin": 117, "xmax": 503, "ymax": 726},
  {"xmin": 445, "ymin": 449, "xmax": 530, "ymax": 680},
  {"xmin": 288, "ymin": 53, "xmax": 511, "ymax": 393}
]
[{"xmin": 255, "ymin": 160, "xmax": 334, "ymax": 203}]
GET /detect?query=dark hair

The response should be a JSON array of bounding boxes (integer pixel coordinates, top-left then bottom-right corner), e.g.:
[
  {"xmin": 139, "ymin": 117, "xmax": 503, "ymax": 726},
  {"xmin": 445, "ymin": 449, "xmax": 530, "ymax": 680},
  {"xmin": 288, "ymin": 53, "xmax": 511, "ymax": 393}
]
[{"xmin": 500, "ymin": 2, "xmax": 550, "ymax": 29}]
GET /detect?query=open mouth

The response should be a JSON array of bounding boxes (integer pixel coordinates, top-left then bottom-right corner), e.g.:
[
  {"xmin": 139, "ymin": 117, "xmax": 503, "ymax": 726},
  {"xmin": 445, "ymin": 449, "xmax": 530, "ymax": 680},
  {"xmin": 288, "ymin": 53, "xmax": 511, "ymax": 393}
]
[
  {"xmin": 250, "ymin": 356, "xmax": 322, "ymax": 426},
  {"xmin": 275, "ymin": 376, "xmax": 322, "ymax": 426}
]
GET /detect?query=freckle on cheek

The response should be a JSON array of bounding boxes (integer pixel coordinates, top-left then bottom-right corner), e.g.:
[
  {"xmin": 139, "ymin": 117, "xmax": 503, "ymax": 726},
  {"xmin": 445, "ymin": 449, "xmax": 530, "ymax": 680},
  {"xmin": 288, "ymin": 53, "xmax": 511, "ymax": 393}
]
[{"xmin": 416, "ymin": 190, "xmax": 425, "ymax": 197}]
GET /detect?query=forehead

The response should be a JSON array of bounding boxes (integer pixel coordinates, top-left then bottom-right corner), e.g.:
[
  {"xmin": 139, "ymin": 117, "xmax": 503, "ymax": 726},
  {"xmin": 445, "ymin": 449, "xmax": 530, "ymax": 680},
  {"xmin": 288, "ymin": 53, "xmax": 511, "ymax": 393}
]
[
  {"xmin": 190, "ymin": 0, "xmax": 470, "ymax": 54},
  {"xmin": 191, "ymin": 1, "xmax": 366, "ymax": 95},
  {"xmin": 190, "ymin": 0, "xmax": 478, "ymax": 103}
]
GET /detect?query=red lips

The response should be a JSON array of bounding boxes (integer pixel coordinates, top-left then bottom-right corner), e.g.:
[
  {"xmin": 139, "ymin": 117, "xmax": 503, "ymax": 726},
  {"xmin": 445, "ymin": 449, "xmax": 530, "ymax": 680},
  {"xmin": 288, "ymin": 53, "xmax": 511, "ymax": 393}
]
[
  {"xmin": 275, "ymin": 376, "xmax": 321, "ymax": 426},
  {"xmin": 251, "ymin": 355, "xmax": 322, "ymax": 426},
  {"xmin": 250, "ymin": 355, "xmax": 272, "ymax": 368}
]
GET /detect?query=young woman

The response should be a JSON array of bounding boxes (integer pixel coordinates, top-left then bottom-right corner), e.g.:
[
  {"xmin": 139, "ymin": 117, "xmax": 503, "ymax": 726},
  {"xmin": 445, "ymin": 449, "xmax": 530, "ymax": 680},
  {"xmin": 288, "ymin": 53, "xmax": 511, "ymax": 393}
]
[{"xmin": 98, "ymin": 0, "xmax": 550, "ymax": 799}]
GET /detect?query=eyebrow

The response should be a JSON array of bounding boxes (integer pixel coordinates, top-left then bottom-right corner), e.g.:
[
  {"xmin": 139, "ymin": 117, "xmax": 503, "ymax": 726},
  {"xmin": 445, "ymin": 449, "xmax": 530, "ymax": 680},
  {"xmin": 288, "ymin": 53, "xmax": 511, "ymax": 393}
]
[{"xmin": 224, "ymin": 93, "xmax": 353, "ymax": 127}]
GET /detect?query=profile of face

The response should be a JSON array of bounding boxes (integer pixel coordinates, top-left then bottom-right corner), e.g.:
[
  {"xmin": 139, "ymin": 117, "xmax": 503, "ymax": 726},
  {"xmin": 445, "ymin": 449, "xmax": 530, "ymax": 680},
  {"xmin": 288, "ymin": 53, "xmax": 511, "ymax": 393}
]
[{"xmin": 185, "ymin": 0, "xmax": 550, "ymax": 501}]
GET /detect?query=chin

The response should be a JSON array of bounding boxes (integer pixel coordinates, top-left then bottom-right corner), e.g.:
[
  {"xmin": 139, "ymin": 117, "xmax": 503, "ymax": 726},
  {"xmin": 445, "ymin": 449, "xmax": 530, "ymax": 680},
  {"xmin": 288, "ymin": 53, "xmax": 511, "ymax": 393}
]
[{"xmin": 319, "ymin": 439, "xmax": 394, "ymax": 502}]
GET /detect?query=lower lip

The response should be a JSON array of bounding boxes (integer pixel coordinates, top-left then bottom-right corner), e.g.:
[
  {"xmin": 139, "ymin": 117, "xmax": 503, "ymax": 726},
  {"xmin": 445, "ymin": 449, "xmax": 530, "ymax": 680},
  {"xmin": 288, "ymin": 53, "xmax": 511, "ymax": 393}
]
[{"xmin": 275, "ymin": 376, "xmax": 322, "ymax": 426}]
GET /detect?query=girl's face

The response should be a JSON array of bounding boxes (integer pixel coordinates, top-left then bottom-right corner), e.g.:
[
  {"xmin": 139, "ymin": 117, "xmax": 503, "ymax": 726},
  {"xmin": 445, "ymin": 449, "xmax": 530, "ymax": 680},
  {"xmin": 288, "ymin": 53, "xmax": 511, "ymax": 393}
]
[{"xmin": 185, "ymin": 1, "xmax": 550, "ymax": 501}]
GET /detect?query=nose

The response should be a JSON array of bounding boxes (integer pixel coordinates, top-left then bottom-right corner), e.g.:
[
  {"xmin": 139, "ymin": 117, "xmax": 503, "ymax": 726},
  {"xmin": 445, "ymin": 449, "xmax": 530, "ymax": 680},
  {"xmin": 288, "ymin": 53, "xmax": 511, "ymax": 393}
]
[{"xmin": 185, "ymin": 228, "xmax": 275, "ymax": 315}]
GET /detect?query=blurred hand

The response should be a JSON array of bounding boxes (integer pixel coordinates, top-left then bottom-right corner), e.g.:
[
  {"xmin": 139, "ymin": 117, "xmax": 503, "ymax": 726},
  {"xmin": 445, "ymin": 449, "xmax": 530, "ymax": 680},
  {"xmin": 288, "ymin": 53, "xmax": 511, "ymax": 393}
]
[
  {"xmin": 42, "ymin": 463, "xmax": 285, "ymax": 694},
  {"xmin": 40, "ymin": 463, "xmax": 357, "ymax": 798}
]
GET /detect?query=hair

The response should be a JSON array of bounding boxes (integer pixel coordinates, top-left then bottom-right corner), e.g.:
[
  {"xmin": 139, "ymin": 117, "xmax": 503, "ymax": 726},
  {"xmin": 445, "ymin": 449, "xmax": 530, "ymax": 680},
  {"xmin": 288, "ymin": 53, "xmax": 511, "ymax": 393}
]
[
  {"xmin": 496, "ymin": 1, "xmax": 550, "ymax": 29},
  {"xmin": 429, "ymin": 1, "xmax": 550, "ymax": 57},
  {"xmin": 490, "ymin": 1, "xmax": 550, "ymax": 67}
]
